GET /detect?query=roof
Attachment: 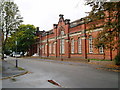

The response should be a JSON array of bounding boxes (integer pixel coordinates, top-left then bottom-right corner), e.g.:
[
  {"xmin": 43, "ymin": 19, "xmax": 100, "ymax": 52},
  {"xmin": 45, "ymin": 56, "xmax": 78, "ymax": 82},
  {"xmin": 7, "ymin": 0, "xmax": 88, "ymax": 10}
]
[{"xmin": 70, "ymin": 19, "xmax": 84, "ymax": 28}]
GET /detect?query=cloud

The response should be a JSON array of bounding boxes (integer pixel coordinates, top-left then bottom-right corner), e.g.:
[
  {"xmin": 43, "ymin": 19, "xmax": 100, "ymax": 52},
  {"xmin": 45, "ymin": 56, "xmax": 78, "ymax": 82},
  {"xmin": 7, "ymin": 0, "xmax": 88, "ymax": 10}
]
[{"xmin": 14, "ymin": 0, "xmax": 91, "ymax": 31}]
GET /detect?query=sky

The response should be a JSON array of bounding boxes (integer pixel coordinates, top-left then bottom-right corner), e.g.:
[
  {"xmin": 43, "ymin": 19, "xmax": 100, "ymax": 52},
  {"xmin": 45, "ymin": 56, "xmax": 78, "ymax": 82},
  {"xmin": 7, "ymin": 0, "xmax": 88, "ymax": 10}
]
[{"xmin": 13, "ymin": 0, "xmax": 92, "ymax": 31}]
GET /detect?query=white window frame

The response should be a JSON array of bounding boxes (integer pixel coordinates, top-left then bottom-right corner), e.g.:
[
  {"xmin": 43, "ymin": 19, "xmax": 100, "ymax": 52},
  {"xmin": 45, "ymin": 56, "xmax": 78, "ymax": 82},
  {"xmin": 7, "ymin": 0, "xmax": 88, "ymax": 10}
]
[
  {"xmin": 71, "ymin": 39, "xmax": 74, "ymax": 54},
  {"xmin": 78, "ymin": 38, "xmax": 82, "ymax": 53},
  {"xmin": 89, "ymin": 36, "xmax": 93, "ymax": 53},
  {"xmin": 60, "ymin": 39, "xmax": 65, "ymax": 54},
  {"xmin": 53, "ymin": 42, "xmax": 56, "ymax": 54},
  {"xmin": 42, "ymin": 45, "xmax": 45, "ymax": 54},
  {"xmin": 49, "ymin": 44, "xmax": 52, "ymax": 54},
  {"xmin": 60, "ymin": 30, "xmax": 65, "ymax": 54},
  {"xmin": 45, "ymin": 44, "xmax": 47, "ymax": 54},
  {"xmin": 61, "ymin": 30, "xmax": 64, "ymax": 35}
]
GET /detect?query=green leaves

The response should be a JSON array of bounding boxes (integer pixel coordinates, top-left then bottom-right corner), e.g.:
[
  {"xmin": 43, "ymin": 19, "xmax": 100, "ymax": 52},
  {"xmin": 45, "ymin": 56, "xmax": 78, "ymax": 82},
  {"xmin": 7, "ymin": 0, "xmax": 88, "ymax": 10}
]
[
  {"xmin": 0, "ymin": 0, "xmax": 23, "ymax": 59},
  {"xmin": 86, "ymin": 1, "xmax": 120, "ymax": 50},
  {"xmin": 6, "ymin": 24, "xmax": 37, "ymax": 53}
]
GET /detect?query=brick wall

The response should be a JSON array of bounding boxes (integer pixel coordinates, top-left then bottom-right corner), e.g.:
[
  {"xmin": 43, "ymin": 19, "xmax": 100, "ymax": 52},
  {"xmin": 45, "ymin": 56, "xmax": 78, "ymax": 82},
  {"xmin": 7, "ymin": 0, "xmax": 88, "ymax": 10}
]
[{"xmin": 37, "ymin": 14, "xmax": 118, "ymax": 60}]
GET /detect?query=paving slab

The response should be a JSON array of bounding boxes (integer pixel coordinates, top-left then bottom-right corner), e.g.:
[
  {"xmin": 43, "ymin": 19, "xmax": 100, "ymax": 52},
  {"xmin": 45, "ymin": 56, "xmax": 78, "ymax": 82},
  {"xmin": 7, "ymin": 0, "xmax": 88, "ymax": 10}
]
[{"xmin": 1, "ymin": 60, "xmax": 27, "ymax": 79}]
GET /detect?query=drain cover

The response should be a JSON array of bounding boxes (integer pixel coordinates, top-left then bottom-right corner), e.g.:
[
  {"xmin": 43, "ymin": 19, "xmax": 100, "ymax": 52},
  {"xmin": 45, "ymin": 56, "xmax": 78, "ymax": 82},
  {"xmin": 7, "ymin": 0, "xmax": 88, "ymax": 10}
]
[{"xmin": 48, "ymin": 80, "xmax": 61, "ymax": 87}]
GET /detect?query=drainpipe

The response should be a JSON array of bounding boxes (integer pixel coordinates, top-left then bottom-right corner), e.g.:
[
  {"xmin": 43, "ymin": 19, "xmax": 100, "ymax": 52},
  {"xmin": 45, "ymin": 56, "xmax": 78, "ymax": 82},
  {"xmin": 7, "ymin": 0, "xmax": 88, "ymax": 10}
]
[
  {"xmin": 83, "ymin": 18, "xmax": 87, "ymax": 59},
  {"xmin": 53, "ymin": 24, "xmax": 58, "ymax": 57},
  {"xmin": 40, "ymin": 34, "xmax": 42, "ymax": 58}
]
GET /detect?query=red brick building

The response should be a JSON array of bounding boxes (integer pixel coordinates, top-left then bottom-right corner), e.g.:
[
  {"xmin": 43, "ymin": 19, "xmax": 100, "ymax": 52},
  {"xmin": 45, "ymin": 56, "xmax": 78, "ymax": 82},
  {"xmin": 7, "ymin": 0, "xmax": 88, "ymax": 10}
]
[{"xmin": 34, "ymin": 14, "xmax": 118, "ymax": 60}]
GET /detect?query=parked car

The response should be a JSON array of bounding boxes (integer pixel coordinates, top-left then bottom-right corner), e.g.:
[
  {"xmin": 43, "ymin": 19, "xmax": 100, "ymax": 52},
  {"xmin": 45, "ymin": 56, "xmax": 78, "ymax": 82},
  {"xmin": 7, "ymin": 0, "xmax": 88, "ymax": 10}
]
[
  {"xmin": 4, "ymin": 54, "xmax": 7, "ymax": 58},
  {"xmin": 14, "ymin": 53, "xmax": 21, "ymax": 58},
  {"xmin": 32, "ymin": 53, "xmax": 39, "ymax": 57},
  {"xmin": 10, "ymin": 53, "xmax": 13, "ymax": 57}
]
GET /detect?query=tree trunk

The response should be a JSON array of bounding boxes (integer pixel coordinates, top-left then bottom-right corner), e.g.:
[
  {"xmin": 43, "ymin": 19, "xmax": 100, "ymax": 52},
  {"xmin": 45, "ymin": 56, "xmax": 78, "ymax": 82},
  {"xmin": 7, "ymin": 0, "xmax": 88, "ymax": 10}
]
[{"xmin": 1, "ymin": 32, "xmax": 4, "ymax": 60}]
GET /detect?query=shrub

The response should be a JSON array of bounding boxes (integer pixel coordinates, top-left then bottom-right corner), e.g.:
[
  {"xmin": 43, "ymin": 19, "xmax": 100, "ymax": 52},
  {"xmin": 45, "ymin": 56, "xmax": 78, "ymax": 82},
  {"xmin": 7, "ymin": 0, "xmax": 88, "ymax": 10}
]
[{"xmin": 114, "ymin": 53, "xmax": 120, "ymax": 65}]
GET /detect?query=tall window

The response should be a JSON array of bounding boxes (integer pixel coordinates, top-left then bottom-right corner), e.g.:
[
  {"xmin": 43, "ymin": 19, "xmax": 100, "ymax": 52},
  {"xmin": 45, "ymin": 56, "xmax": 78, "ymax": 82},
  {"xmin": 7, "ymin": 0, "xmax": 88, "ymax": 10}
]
[
  {"xmin": 53, "ymin": 42, "xmax": 56, "ymax": 54},
  {"xmin": 89, "ymin": 36, "xmax": 93, "ymax": 53},
  {"xmin": 99, "ymin": 45, "xmax": 104, "ymax": 54},
  {"xmin": 60, "ymin": 39, "xmax": 65, "ymax": 54},
  {"xmin": 45, "ymin": 44, "xmax": 47, "ymax": 54},
  {"xmin": 60, "ymin": 30, "xmax": 65, "ymax": 54},
  {"xmin": 71, "ymin": 39, "xmax": 74, "ymax": 53},
  {"xmin": 49, "ymin": 44, "xmax": 52, "ymax": 54},
  {"xmin": 37, "ymin": 44, "xmax": 40, "ymax": 54},
  {"xmin": 42, "ymin": 45, "xmax": 45, "ymax": 54},
  {"xmin": 78, "ymin": 38, "xmax": 82, "ymax": 53}
]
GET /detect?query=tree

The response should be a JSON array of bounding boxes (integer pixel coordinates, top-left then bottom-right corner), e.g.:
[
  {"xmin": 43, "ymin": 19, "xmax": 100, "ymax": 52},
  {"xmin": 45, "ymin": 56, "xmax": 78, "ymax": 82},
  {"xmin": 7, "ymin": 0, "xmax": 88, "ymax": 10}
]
[
  {"xmin": 85, "ymin": 0, "xmax": 120, "ymax": 63},
  {"xmin": 0, "ymin": 0, "xmax": 23, "ymax": 60},
  {"xmin": 5, "ymin": 24, "xmax": 37, "ymax": 56}
]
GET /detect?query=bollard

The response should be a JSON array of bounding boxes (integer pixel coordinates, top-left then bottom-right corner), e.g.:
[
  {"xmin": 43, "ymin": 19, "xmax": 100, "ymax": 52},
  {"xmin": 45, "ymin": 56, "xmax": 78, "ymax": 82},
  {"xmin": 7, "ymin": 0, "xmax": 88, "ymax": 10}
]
[
  {"xmin": 87, "ymin": 59, "xmax": 90, "ymax": 62},
  {"xmin": 16, "ymin": 59, "xmax": 18, "ymax": 67},
  {"xmin": 61, "ymin": 58, "xmax": 63, "ymax": 61}
]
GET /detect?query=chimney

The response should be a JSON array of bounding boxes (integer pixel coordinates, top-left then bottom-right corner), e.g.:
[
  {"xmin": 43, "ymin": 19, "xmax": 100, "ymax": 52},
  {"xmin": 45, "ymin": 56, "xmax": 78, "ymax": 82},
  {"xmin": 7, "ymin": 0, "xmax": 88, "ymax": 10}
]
[
  {"xmin": 53, "ymin": 24, "xmax": 58, "ymax": 29},
  {"xmin": 59, "ymin": 14, "xmax": 64, "ymax": 19},
  {"xmin": 65, "ymin": 19, "xmax": 70, "ymax": 24}
]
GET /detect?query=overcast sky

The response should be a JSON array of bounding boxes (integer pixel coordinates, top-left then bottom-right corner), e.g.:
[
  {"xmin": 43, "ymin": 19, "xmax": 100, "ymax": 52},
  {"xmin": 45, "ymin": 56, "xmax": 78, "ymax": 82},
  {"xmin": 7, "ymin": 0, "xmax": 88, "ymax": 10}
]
[{"xmin": 14, "ymin": 0, "xmax": 92, "ymax": 31}]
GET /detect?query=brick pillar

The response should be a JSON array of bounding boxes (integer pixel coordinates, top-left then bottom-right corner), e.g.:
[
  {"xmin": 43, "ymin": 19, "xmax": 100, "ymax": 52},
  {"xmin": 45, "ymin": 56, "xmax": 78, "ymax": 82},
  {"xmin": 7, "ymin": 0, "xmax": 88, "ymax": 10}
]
[
  {"xmin": 65, "ymin": 19, "xmax": 70, "ymax": 58},
  {"xmin": 81, "ymin": 36, "xmax": 87, "ymax": 59},
  {"xmin": 53, "ymin": 24, "xmax": 58, "ymax": 57},
  {"xmin": 81, "ymin": 19, "xmax": 87, "ymax": 59},
  {"xmin": 65, "ymin": 38, "xmax": 70, "ymax": 58},
  {"xmin": 46, "ymin": 33, "xmax": 49, "ymax": 57},
  {"xmin": 57, "ymin": 40, "xmax": 60, "ymax": 57}
]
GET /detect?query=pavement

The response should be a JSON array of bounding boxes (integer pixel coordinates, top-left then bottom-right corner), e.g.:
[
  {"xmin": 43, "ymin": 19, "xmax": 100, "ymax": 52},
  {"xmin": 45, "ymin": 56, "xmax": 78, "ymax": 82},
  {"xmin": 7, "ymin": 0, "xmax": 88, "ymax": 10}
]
[{"xmin": 0, "ymin": 59, "xmax": 28, "ymax": 80}]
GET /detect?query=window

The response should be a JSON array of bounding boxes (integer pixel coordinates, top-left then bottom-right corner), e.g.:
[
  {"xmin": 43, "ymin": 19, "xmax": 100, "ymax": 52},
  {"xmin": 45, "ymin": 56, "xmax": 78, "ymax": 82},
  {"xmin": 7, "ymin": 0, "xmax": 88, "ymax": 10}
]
[
  {"xmin": 60, "ymin": 39, "xmax": 65, "ymax": 54},
  {"xmin": 61, "ymin": 31, "xmax": 64, "ymax": 35},
  {"xmin": 45, "ymin": 44, "xmax": 47, "ymax": 54},
  {"xmin": 53, "ymin": 42, "xmax": 56, "ymax": 54},
  {"xmin": 37, "ymin": 44, "xmax": 39, "ymax": 54},
  {"xmin": 89, "ymin": 36, "xmax": 93, "ymax": 53},
  {"xmin": 71, "ymin": 39, "xmax": 74, "ymax": 54},
  {"xmin": 42, "ymin": 45, "xmax": 45, "ymax": 54},
  {"xmin": 99, "ymin": 45, "xmax": 104, "ymax": 54},
  {"xmin": 78, "ymin": 38, "xmax": 82, "ymax": 53},
  {"xmin": 49, "ymin": 44, "xmax": 52, "ymax": 54},
  {"xmin": 60, "ymin": 30, "xmax": 65, "ymax": 54}
]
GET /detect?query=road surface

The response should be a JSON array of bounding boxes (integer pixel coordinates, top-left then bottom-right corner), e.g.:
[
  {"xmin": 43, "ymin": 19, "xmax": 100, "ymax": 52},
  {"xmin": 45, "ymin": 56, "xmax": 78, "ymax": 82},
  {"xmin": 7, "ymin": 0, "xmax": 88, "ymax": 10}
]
[{"xmin": 2, "ymin": 57, "xmax": 118, "ymax": 88}]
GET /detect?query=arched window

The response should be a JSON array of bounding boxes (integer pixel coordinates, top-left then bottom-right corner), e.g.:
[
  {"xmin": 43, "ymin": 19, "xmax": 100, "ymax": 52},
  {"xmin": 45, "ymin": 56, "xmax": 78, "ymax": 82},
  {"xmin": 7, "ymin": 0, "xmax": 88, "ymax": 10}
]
[
  {"xmin": 60, "ymin": 39, "xmax": 65, "ymax": 54},
  {"xmin": 71, "ymin": 39, "xmax": 74, "ymax": 54},
  {"xmin": 45, "ymin": 44, "xmax": 47, "ymax": 54},
  {"xmin": 53, "ymin": 42, "xmax": 56, "ymax": 54},
  {"xmin": 78, "ymin": 38, "xmax": 82, "ymax": 53},
  {"xmin": 89, "ymin": 36, "xmax": 93, "ymax": 53},
  {"xmin": 60, "ymin": 30, "xmax": 65, "ymax": 54},
  {"xmin": 49, "ymin": 44, "xmax": 52, "ymax": 54},
  {"xmin": 99, "ymin": 45, "xmax": 104, "ymax": 54},
  {"xmin": 42, "ymin": 45, "xmax": 45, "ymax": 54},
  {"xmin": 61, "ymin": 30, "xmax": 64, "ymax": 35}
]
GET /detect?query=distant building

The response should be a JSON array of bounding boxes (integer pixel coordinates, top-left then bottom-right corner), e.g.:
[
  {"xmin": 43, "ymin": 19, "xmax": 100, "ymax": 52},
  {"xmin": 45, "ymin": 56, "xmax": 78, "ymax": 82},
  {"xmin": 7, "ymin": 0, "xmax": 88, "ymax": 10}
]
[{"xmin": 31, "ymin": 14, "xmax": 118, "ymax": 60}]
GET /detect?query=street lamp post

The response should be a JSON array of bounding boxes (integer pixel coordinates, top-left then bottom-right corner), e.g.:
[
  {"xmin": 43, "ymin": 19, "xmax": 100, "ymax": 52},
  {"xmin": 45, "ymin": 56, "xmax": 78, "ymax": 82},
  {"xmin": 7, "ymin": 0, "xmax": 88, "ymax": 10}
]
[{"xmin": 15, "ymin": 40, "xmax": 18, "ymax": 67}]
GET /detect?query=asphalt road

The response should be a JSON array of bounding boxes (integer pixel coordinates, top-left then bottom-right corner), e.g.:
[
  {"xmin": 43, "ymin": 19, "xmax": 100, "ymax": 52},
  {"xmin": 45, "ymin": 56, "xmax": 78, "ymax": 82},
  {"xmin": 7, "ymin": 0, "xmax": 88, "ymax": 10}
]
[{"xmin": 2, "ymin": 57, "xmax": 118, "ymax": 88}]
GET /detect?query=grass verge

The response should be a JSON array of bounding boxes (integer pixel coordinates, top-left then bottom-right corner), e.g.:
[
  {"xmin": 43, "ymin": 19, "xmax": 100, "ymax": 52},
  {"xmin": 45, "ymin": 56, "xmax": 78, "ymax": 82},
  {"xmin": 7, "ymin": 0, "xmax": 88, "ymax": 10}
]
[{"xmin": 89, "ymin": 59, "xmax": 111, "ymax": 61}]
